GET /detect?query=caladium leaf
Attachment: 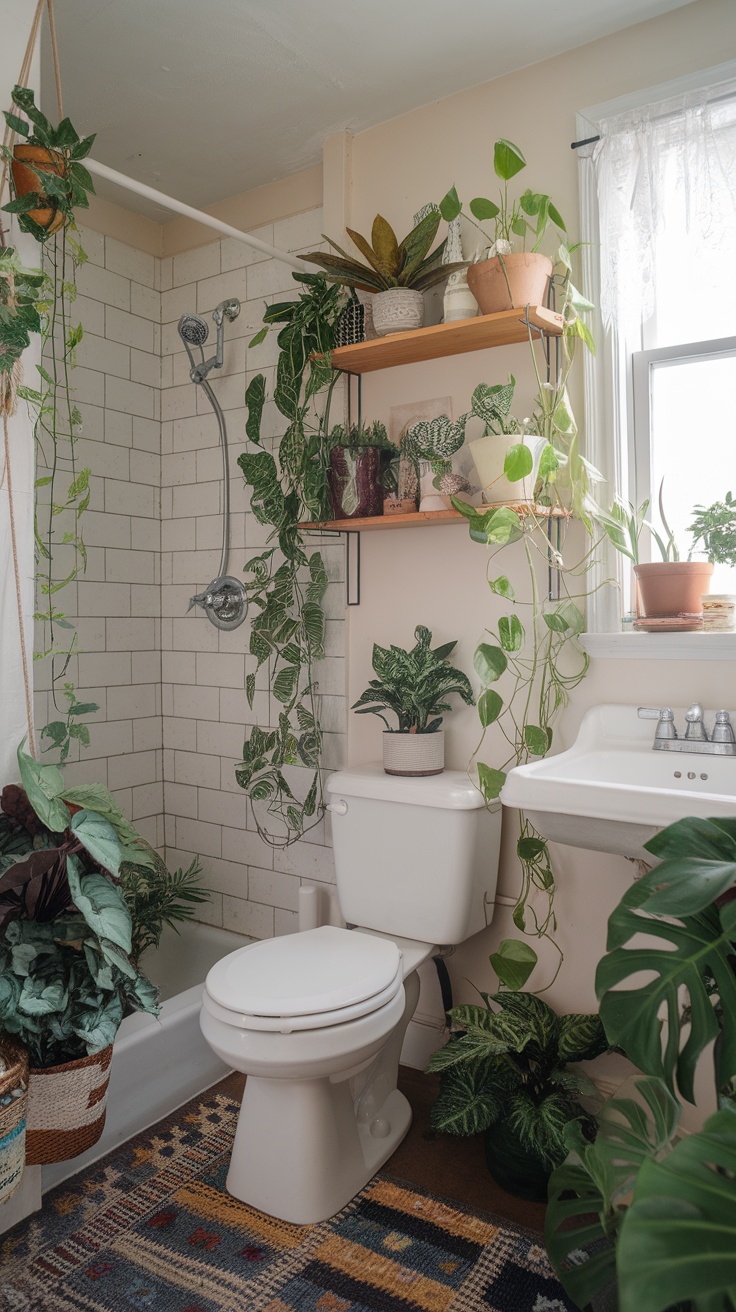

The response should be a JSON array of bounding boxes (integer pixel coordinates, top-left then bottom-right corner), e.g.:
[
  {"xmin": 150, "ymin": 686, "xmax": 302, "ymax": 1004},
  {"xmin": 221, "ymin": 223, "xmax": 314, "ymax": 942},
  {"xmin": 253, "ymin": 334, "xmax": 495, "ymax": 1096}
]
[
  {"xmin": 66, "ymin": 854, "xmax": 132, "ymax": 955},
  {"xmin": 71, "ymin": 810, "xmax": 121, "ymax": 876}
]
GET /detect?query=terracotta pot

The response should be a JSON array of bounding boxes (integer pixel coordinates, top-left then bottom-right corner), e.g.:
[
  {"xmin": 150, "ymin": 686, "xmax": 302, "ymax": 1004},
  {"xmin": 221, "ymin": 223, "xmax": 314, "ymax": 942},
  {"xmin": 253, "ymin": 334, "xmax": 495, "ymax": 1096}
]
[
  {"xmin": 372, "ymin": 288, "xmax": 424, "ymax": 336},
  {"xmin": 634, "ymin": 561, "xmax": 714, "ymax": 618},
  {"xmin": 11, "ymin": 144, "xmax": 67, "ymax": 234},
  {"xmin": 25, "ymin": 1045, "xmax": 113, "ymax": 1164},
  {"xmin": 383, "ymin": 730, "xmax": 444, "ymax": 777},
  {"xmin": 328, "ymin": 447, "xmax": 383, "ymax": 520},
  {"xmin": 467, "ymin": 252, "xmax": 552, "ymax": 315}
]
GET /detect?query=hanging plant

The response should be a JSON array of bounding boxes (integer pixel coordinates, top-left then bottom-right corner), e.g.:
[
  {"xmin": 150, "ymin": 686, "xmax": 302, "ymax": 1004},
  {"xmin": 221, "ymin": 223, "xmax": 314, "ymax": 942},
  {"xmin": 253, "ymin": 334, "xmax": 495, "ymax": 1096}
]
[
  {"xmin": 1, "ymin": 85, "xmax": 97, "ymax": 763},
  {"xmin": 236, "ymin": 272, "xmax": 345, "ymax": 846}
]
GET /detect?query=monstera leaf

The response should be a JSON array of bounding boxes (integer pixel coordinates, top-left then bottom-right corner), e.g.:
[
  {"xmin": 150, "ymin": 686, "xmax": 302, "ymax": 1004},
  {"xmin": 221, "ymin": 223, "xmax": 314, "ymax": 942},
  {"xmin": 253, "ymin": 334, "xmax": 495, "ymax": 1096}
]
[
  {"xmin": 597, "ymin": 853, "xmax": 736, "ymax": 1101},
  {"xmin": 546, "ymin": 1076, "xmax": 681, "ymax": 1311},
  {"xmin": 617, "ymin": 1106, "xmax": 736, "ymax": 1312}
]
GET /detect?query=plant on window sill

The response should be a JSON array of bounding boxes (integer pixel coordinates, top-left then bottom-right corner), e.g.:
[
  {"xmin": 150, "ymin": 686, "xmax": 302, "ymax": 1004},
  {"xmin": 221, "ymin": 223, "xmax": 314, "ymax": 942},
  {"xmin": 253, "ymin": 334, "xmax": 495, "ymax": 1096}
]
[{"xmin": 236, "ymin": 272, "xmax": 345, "ymax": 847}]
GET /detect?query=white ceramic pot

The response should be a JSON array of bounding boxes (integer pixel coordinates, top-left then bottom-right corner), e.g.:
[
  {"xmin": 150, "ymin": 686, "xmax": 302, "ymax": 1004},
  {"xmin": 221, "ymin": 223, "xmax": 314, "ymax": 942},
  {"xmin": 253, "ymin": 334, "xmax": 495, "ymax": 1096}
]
[
  {"xmin": 443, "ymin": 270, "xmax": 478, "ymax": 323},
  {"xmin": 372, "ymin": 288, "xmax": 424, "ymax": 337},
  {"xmin": 383, "ymin": 730, "xmax": 444, "ymax": 776},
  {"xmin": 418, "ymin": 460, "xmax": 450, "ymax": 512},
  {"xmin": 469, "ymin": 432, "xmax": 548, "ymax": 505}
]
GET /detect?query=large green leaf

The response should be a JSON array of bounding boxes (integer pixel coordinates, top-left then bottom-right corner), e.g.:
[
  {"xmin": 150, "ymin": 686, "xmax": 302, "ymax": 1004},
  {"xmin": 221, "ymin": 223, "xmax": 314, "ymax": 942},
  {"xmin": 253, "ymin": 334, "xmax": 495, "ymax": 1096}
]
[
  {"xmin": 597, "ymin": 877, "xmax": 736, "ymax": 1101},
  {"xmin": 498, "ymin": 614, "xmax": 524, "ymax": 653},
  {"xmin": 478, "ymin": 689, "xmax": 503, "ymax": 728},
  {"xmin": 16, "ymin": 744, "xmax": 69, "ymax": 833},
  {"xmin": 474, "ymin": 642, "xmax": 507, "ymax": 683},
  {"xmin": 66, "ymin": 855, "xmax": 132, "ymax": 954},
  {"xmin": 370, "ymin": 214, "xmax": 400, "ymax": 278},
  {"xmin": 643, "ymin": 816, "xmax": 736, "ymax": 915},
  {"xmin": 245, "ymin": 373, "xmax": 266, "ymax": 444},
  {"xmin": 429, "ymin": 1058, "xmax": 506, "ymax": 1135},
  {"xmin": 618, "ymin": 1107, "xmax": 736, "ymax": 1312},
  {"xmin": 477, "ymin": 763, "xmax": 506, "ymax": 800},
  {"xmin": 503, "ymin": 443, "xmax": 533, "ymax": 483},
  {"xmin": 489, "ymin": 938, "xmax": 537, "ymax": 991},
  {"xmin": 494, "ymin": 139, "xmax": 527, "ymax": 181},
  {"xmin": 546, "ymin": 1076, "xmax": 680, "ymax": 1311},
  {"xmin": 71, "ymin": 810, "xmax": 122, "ymax": 876}
]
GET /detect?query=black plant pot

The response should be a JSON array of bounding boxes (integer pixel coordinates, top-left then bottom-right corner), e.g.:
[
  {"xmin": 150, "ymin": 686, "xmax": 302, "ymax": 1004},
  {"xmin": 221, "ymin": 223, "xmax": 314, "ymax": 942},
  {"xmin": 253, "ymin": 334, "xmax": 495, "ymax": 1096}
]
[
  {"xmin": 336, "ymin": 301, "xmax": 365, "ymax": 347},
  {"xmin": 484, "ymin": 1121, "xmax": 553, "ymax": 1203}
]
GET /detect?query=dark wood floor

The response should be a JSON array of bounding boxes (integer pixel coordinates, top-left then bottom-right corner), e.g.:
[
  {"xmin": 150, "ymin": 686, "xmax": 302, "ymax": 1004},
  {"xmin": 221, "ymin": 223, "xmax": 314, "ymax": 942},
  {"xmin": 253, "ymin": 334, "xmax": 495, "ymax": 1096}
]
[{"xmin": 220, "ymin": 1065, "xmax": 546, "ymax": 1233}]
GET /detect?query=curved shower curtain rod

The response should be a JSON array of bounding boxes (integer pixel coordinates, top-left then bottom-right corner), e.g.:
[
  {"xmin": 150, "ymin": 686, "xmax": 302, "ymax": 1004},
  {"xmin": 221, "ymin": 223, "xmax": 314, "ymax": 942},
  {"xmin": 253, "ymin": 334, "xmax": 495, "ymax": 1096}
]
[{"xmin": 85, "ymin": 158, "xmax": 310, "ymax": 272}]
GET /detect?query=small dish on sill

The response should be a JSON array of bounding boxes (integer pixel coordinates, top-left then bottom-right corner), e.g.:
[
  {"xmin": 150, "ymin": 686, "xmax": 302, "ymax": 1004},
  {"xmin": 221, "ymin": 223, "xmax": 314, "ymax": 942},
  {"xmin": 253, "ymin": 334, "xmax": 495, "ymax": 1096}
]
[{"xmin": 633, "ymin": 615, "xmax": 703, "ymax": 632}]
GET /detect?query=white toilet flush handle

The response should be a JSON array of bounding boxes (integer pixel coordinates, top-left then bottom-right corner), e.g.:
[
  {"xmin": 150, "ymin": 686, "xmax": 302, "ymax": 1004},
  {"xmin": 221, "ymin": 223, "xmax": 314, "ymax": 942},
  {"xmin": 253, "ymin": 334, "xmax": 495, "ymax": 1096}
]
[{"xmin": 327, "ymin": 799, "xmax": 348, "ymax": 815}]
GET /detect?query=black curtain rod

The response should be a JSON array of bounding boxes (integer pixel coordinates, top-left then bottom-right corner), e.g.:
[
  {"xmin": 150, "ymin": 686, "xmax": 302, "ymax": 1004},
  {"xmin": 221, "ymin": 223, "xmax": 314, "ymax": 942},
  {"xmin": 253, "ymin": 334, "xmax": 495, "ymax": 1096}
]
[{"xmin": 571, "ymin": 85, "xmax": 736, "ymax": 150}]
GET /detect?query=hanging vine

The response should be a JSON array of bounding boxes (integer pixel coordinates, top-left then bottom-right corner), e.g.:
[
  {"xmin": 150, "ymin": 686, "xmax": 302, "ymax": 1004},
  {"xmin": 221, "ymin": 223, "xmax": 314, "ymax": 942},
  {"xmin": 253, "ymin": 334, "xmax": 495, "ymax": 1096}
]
[
  {"xmin": 236, "ymin": 272, "xmax": 345, "ymax": 847},
  {"xmin": 1, "ymin": 84, "xmax": 96, "ymax": 762}
]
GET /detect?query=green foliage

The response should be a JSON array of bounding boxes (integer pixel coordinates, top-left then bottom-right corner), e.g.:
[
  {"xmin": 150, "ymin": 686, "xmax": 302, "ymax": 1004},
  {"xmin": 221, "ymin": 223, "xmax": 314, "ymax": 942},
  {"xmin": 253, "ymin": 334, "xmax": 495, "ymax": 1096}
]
[
  {"xmin": 689, "ymin": 491, "xmax": 736, "ymax": 567},
  {"xmin": 440, "ymin": 138, "xmax": 566, "ymax": 255},
  {"xmin": 2, "ymin": 85, "xmax": 95, "ymax": 240},
  {"xmin": 0, "ymin": 244, "xmax": 43, "ymax": 404},
  {"xmin": 427, "ymin": 991, "xmax": 606, "ymax": 1171},
  {"xmin": 237, "ymin": 273, "xmax": 344, "ymax": 847},
  {"xmin": 0, "ymin": 751, "xmax": 161, "ymax": 1066},
  {"xmin": 351, "ymin": 624, "xmax": 474, "ymax": 734},
  {"xmin": 546, "ymin": 812, "xmax": 736, "ymax": 1312},
  {"xmin": 119, "ymin": 849, "xmax": 209, "ymax": 966},
  {"xmin": 0, "ymin": 87, "xmax": 98, "ymax": 758},
  {"xmin": 327, "ymin": 419, "xmax": 393, "ymax": 451},
  {"xmin": 302, "ymin": 209, "xmax": 466, "ymax": 292},
  {"xmin": 597, "ymin": 818, "xmax": 736, "ymax": 1104}
]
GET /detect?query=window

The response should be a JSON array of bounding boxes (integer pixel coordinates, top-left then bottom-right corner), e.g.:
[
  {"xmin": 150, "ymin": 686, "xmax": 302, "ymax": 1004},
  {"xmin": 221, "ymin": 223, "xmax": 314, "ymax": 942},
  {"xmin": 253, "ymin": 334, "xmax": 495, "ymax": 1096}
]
[{"xmin": 576, "ymin": 61, "xmax": 736, "ymax": 632}]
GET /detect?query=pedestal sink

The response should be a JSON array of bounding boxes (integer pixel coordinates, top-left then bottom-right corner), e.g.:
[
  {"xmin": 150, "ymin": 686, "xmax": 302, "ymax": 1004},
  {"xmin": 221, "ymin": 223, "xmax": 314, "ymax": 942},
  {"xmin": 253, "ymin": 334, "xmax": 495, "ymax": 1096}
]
[{"xmin": 500, "ymin": 704, "xmax": 736, "ymax": 860}]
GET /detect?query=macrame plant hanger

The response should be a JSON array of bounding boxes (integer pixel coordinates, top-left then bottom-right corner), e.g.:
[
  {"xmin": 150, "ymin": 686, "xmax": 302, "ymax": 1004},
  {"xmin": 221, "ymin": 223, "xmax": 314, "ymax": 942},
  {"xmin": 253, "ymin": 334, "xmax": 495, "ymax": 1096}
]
[{"xmin": 0, "ymin": 0, "xmax": 64, "ymax": 758}]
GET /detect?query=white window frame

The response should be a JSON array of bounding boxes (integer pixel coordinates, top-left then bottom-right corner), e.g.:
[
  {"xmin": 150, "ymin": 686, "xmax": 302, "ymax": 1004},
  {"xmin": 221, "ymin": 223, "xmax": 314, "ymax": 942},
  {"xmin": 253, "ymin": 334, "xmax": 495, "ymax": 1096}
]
[{"xmin": 576, "ymin": 59, "xmax": 736, "ymax": 655}]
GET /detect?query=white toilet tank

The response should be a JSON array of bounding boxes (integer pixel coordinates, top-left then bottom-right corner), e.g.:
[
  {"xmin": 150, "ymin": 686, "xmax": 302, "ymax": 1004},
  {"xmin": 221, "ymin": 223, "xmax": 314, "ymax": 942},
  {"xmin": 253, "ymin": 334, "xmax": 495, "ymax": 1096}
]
[{"xmin": 326, "ymin": 765, "xmax": 501, "ymax": 945}]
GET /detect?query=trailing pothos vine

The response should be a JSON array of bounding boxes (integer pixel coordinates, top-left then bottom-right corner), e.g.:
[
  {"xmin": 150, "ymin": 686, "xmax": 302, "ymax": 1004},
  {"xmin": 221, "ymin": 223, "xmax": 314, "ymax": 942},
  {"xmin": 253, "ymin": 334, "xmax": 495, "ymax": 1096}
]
[
  {"xmin": 235, "ymin": 272, "xmax": 345, "ymax": 847},
  {"xmin": 1, "ymin": 85, "xmax": 96, "ymax": 763}
]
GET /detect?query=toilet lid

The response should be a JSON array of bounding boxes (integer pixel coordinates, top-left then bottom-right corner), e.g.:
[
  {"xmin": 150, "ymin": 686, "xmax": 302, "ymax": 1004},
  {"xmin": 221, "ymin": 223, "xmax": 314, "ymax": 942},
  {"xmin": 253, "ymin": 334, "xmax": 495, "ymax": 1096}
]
[{"xmin": 204, "ymin": 925, "xmax": 402, "ymax": 1020}]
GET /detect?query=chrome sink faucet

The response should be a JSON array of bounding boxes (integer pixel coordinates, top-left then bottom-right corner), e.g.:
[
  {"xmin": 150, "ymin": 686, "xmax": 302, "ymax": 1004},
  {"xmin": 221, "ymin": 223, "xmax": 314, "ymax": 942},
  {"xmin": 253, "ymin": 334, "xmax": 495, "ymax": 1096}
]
[{"xmin": 637, "ymin": 704, "xmax": 736, "ymax": 756}]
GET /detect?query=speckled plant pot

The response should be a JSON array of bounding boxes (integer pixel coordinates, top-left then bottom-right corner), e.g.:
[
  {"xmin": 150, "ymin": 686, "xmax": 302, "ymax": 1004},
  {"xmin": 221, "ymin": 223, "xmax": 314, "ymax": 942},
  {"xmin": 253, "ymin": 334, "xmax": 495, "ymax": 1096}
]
[
  {"xmin": 383, "ymin": 730, "xmax": 444, "ymax": 776},
  {"xmin": 372, "ymin": 288, "xmax": 425, "ymax": 337}
]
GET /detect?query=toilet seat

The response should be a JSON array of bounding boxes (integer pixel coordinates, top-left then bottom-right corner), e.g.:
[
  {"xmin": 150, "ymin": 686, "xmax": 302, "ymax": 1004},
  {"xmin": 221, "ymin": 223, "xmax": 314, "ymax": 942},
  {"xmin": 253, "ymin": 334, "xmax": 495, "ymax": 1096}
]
[{"xmin": 203, "ymin": 925, "xmax": 404, "ymax": 1034}]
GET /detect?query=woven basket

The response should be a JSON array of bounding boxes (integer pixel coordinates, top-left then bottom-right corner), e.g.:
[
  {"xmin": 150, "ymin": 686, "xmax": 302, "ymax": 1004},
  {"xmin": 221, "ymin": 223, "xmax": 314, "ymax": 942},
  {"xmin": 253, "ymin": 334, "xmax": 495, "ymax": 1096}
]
[
  {"xmin": 383, "ymin": 730, "xmax": 444, "ymax": 777},
  {"xmin": 0, "ymin": 1035, "xmax": 28, "ymax": 1204},
  {"xmin": 25, "ymin": 1044, "xmax": 113, "ymax": 1165}
]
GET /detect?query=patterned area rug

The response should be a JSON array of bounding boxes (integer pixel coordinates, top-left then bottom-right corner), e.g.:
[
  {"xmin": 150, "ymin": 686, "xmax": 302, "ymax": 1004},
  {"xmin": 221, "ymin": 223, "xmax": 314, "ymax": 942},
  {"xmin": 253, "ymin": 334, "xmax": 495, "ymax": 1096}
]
[{"xmin": 0, "ymin": 1087, "xmax": 574, "ymax": 1312}]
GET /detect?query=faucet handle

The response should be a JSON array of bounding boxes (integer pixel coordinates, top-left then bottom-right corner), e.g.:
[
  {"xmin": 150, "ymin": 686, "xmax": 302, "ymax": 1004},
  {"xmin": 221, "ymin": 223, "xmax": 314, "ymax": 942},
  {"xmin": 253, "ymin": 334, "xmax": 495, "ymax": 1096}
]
[
  {"xmin": 712, "ymin": 710, "xmax": 736, "ymax": 744},
  {"xmin": 638, "ymin": 707, "xmax": 677, "ymax": 739},
  {"xmin": 684, "ymin": 703, "xmax": 709, "ymax": 741}
]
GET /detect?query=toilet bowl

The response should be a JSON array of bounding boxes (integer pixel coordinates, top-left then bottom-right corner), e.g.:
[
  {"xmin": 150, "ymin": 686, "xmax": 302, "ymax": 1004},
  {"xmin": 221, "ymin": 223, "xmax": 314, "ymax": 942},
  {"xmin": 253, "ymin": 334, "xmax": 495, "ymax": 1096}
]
[
  {"xmin": 201, "ymin": 925, "xmax": 431, "ymax": 1223},
  {"xmin": 200, "ymin": 765, "xmax": 502, "ymax": 1224}
]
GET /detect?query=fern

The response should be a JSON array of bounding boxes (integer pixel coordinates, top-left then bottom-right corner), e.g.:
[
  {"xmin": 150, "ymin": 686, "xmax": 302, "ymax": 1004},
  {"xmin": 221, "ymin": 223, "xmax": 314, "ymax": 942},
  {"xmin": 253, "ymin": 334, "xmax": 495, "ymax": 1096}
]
[{"xmin": 119, "ymin": 851, "xmax": 209, "ymax": 966}]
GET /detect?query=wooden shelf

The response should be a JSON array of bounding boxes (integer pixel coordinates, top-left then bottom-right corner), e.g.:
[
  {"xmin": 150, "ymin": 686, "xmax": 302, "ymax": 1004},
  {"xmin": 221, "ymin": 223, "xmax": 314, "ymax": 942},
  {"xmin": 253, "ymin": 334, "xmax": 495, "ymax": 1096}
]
[
  {"xmin": 298, "ymin": 504, "xmax": 568, "ymax": 534},
  {"xmin": 326, "ymin": 306, "xmax": 564, "ymax": 375}
]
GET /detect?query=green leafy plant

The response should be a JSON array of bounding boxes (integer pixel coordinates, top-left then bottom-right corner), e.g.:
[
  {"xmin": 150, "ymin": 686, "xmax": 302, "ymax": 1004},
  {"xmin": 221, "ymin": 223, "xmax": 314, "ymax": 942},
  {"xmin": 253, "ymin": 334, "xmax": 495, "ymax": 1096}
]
[
  {"xmin": 597, "ymin": 484, "xmax": 679, "ymax": 565},
  {"xmin": 400, "ymin": 413, "xmax": 466, "ymax": 487},
  {"xmin": 689, "ymin": 491, "xmax": 736, "ymax": 567},
  {"xmin": 546, "ymin": 813, "xmax": 736, "ymax": 1312},
  {"xmin": 118, "ymin": 849, "xmax": 209, "ymax": 967},
  {"xmin": 0, "ymin": 244, "xmax": 43, "ymax": 414},
  {"xmin": 302, "ymin": 210, "xmax": 466, "ymax": 293},
  {"xmin": 1, "ymin": 86, "xmax": 98, "ymax": 762},
  {"xmin": 352, "ymin": 624, "xmax": 474, "ymax": 734},
  {"xmin": 237, "ymin": 272, "xmax": 344, "ymax": 846},
  {"xmin": 427, "ymin": 991, "xmax": 607, "ymax": 1199},
  {"xmin": 327, "ymin": 420, "xmax": 393, "ymax": 451},
  {"xmin": 440, "ymin": 139, "xmax": 566, "ymax": 257},
  {"xmin": 0, "ymin": 746, "xmax": 159, "ymax": 1067},
  {"xmin": 2, "ymin": 85, "xmax": 95, "ymax": 239}
]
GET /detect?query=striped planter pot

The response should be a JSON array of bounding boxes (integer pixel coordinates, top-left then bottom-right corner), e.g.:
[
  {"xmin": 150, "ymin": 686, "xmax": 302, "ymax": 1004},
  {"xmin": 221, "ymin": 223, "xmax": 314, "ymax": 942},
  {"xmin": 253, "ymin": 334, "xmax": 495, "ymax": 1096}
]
[
  {"xmin": 0, "ymin": 1035, "xmax": 29, "ymax": 1204},
  {"xmin": 382, "ymin": 730, "xmax": 444, "ymax": 777},
  {"xmin": 25, "ymin": 1045, "xmax": 113, "ymax": 1165}
]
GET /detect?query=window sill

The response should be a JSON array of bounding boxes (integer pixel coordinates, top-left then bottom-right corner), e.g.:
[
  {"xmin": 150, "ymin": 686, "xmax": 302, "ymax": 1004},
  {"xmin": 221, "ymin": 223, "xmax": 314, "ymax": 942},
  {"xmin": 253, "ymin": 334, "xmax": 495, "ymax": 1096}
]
[{"xmin": 580, "ymin": 632, "xmax": 736, "ymax": 661}]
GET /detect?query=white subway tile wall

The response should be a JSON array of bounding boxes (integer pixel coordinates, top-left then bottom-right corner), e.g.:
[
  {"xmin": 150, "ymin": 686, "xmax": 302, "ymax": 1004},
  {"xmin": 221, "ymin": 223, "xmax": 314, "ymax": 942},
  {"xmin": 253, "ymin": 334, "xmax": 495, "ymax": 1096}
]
[{"xmin": 35, "ymin": 208, "xmax": 346, "ymax": 939}]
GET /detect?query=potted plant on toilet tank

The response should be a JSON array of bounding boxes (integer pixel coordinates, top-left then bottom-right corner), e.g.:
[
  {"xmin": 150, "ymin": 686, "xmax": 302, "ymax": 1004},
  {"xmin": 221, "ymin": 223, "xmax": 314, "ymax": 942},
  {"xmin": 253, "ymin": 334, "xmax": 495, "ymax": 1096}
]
[{"xmin": 352, "ymin": 625, "xmax": 475, "ymax": 776}]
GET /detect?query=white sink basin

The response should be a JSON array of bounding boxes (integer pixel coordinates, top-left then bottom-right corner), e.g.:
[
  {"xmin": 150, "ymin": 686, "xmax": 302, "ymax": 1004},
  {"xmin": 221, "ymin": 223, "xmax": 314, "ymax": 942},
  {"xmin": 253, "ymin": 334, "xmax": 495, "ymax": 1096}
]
[{"xmin": 500, "ymin": 703, "xmax": 736, "ymax": 859}]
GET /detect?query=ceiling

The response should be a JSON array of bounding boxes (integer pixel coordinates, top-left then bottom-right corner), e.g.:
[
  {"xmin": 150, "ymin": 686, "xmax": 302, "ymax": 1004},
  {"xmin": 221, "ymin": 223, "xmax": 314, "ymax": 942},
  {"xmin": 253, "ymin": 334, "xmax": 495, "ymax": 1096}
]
[{"xmin": 42, "ymin": 0, "xmax": 692, "ymax": 222}]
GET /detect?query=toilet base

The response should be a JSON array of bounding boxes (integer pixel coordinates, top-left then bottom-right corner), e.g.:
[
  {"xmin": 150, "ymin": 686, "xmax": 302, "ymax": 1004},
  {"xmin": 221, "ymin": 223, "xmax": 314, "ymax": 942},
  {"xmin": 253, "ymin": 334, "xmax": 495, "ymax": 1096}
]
[{"xmin": 226, "ymin": 1076, "xmax": 412, "ymax": 1224}]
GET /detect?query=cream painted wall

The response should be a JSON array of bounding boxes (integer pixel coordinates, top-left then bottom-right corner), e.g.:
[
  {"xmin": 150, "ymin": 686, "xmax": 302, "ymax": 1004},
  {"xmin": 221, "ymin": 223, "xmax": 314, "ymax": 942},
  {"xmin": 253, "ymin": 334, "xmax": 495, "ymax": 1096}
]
[{"xmin": 336, "ymin": 0, "xmax": 736, "ymax": 1053}]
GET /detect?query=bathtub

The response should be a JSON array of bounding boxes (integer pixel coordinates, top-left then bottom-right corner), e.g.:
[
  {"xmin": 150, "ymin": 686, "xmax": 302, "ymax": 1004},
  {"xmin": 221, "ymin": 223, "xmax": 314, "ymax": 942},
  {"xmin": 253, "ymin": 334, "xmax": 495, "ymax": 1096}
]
[{"xmin": 42, "ymin": 921, "xmax": 248, "ymax": 1191}]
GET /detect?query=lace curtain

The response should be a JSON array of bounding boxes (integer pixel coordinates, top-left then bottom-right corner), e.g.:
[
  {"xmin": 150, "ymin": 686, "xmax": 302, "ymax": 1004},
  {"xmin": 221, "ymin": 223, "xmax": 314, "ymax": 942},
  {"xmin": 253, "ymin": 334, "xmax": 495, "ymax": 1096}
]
[{"xmin": 593, "ymin": 79, "xmax": 736, "ymax": 337}]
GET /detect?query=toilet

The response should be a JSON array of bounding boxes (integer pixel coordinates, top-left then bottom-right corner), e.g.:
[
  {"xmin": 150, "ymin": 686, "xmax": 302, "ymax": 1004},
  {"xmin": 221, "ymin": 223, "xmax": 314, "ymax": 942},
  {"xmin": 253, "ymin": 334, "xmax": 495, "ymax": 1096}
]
[{"xmin": 200, "ymin": 764, "xmax": 501, "ymax": 1223}]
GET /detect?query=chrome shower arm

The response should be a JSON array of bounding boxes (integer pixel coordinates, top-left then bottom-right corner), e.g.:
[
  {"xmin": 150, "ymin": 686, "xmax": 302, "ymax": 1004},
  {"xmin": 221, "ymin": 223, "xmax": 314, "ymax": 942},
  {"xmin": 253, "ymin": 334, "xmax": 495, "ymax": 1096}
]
[{"xmin": 200, "ymin": 375, "xmax": 230, "ymax": 581}]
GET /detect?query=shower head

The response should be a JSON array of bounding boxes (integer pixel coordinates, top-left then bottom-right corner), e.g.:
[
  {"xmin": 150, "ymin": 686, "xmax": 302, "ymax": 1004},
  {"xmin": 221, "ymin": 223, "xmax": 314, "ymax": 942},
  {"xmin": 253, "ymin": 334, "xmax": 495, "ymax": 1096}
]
[
  {"xmin": 178, "ymin": 313, "xmax": 209, "ymax": 347},
  {"xmin": 212, "ymin": 298, "xmax": 240, "ymax": 327}
]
